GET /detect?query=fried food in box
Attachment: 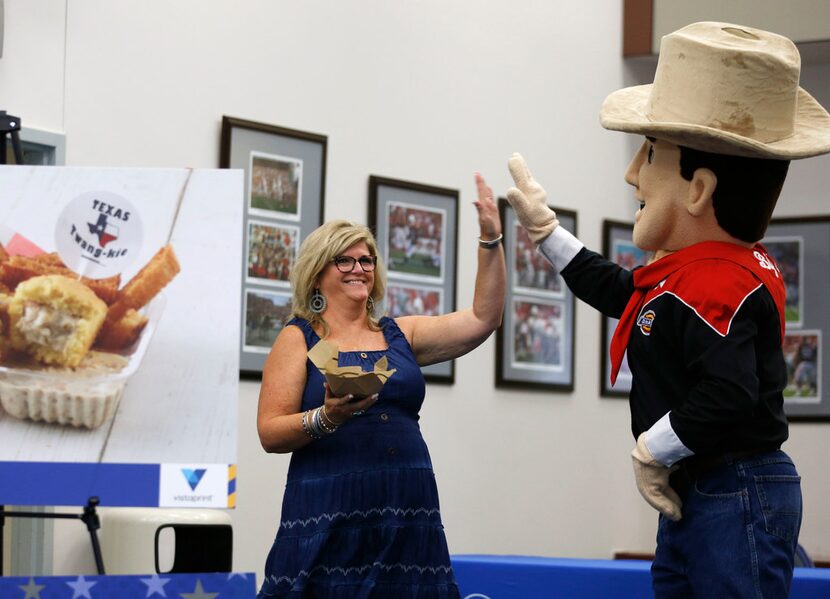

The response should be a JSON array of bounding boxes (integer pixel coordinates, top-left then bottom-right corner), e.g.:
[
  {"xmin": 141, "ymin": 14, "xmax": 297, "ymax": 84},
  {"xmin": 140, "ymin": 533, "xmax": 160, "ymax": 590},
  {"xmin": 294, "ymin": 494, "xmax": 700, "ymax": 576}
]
[
  {"xmin": 308, "ymin": 339, "xmax": 397, "ymax": 398},
  {"xmin": 0, "ymin": 243, "xmax": 179, "ymax": 429},
  {"xmin": 8, "ymin": 275, "xmax": 107, "ymax": 367}
]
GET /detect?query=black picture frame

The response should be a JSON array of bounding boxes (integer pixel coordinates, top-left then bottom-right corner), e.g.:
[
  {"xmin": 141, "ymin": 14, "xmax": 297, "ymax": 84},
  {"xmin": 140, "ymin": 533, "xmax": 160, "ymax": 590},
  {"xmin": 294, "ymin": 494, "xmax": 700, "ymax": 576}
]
[
  {"xmin": 599, "ymin": 219, "xmax": 651, "ymax": 398},
  {"xmin": 368, "ymin": 175, "xmax": 458, "ymax": 384},
  {"xmin": 495, "ymin": 199, "xmax": 577, "ymax": 392},
  {"xmin": 220, "ymin": 116, "xmax": 326, "ymax": 378},
  {"xmin": 764, "ymin": 215, "xmax": 830, "ymax": 421}
]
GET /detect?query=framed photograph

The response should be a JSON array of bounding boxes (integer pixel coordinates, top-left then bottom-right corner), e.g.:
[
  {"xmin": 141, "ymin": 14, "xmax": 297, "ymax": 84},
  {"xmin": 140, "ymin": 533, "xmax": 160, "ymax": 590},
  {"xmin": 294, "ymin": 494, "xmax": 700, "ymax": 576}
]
[
  {"xmin": 243, "ymin": 289, "xmax": 294, "ymax": 354},
  {"xmin": 764, "ymin": 216, "xmax": 830, "ymax": 420},
  {"xmin": 386, "ymin": 282, "xmax": 444, "ymax": 318},
  {"xmin": 369, "ymin": 176, "xmax": 458, "ymax": 384},
  {"xmin": 782, "ymin": 330, "xmax": 821, "ymax": 404},
  {"xmin": 762, "ymin": 235, "xmax": 803, "ymax": 327},
  {"xmin": 249, "ymin": 151, "xmax": 303, "ymax": 221},
  {"xmin": 600, "ymin": 220, "xmax": 651, "ymax": 398},
  {"xmin": 245, "ymin": 220, "xmax": 299, "ymax": 287},
  {"xmin": 221, "ymin": 116, "xmax": 326, "ymax": 377},
  {"xmin": 496, "ymin": 200, "xmax": 577, "ymax": 391}
]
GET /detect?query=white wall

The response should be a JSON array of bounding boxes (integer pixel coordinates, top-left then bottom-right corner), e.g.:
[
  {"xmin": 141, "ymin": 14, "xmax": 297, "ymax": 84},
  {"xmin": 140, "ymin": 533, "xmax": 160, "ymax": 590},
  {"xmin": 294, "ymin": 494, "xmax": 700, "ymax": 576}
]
[{"xmin": 2, "ymin": 0, "xmax": 829, "ymax": 583}]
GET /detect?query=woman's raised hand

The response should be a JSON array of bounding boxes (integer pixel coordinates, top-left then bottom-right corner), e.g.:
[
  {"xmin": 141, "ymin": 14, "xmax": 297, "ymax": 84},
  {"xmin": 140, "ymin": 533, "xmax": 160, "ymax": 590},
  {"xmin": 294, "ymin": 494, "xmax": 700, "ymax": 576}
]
[{"xmin": 473, "ymin": 172, "xmax": 501, "ymax": 241}]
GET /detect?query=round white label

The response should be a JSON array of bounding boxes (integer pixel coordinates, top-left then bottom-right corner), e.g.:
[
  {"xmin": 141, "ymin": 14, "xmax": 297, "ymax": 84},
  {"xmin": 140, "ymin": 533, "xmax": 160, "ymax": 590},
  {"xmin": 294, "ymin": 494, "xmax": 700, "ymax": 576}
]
[{"xmin": 54, "ymin": 191, "xmax": 144, "ymax": 279}]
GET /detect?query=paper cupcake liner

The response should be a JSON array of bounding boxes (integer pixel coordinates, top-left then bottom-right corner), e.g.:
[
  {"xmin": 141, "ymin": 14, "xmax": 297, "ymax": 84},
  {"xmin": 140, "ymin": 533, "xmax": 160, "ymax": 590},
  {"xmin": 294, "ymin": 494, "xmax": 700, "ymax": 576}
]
[{"xmin": 0, "ymin": 379, "xmax": 126, "ymax": 429}]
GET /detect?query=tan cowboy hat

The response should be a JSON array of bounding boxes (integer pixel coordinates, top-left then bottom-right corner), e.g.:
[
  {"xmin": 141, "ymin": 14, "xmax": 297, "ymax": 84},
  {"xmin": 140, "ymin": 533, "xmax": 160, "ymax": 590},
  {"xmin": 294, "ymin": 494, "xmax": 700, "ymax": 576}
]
[{"xmin": 600, "ymin": 21, "xmax": 830, "ymax": 159}]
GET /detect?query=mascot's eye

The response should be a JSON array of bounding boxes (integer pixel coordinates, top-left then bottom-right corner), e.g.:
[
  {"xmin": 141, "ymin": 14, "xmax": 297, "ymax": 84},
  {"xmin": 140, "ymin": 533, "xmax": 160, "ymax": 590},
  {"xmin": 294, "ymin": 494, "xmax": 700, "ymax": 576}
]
[{"xmin": 647, "ymin": 145, "xmax": 654, "ymax": 164}]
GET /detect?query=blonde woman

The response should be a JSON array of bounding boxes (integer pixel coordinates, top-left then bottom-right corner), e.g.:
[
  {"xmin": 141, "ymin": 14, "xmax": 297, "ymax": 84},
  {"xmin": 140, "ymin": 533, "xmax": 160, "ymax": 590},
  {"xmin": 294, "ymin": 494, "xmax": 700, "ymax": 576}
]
[{"xmin": 256, "ymin": 173, "xmax": 504, "ymax": 598}]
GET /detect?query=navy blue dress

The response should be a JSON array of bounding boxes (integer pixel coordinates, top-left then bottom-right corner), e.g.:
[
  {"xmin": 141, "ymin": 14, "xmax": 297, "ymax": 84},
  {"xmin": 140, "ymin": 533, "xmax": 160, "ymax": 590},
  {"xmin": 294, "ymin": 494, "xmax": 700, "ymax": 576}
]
[{"xmin": 258, "ymin": 317, "xmax": 460, "ymax": 598}]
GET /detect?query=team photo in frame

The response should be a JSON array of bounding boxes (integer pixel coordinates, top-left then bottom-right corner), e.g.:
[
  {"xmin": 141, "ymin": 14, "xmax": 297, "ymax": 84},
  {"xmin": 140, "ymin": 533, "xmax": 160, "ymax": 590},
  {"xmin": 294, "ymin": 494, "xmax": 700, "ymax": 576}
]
[
  {"xmin": 386, "ymin": 282, "xmax": 444, "ymax": 318},
  {"xmin": 600, "ymin": 220, "xmax": 650, "ymax": 398},
  {"xmin": 496, "ymin": 200, "xmax": 576, "ymax": 392},
  {"xmin": 369, "ymin": 175, "xmax": 458, "ymax": 384},
  {"xmin": 243, "ymin": 289, "xmax": 294, "ymax": 354},
  {"xmin": 221, "ymin": 116, "xmax": 326, "ymax": 376},
  {"xmin": 245, "ymin": 220, "xmax": 299, "ymax": 287},
  {"xmin": 763, "ymin": 235, "xmax": 804, "ymax": 328},
  {"xmin": 248, "ymin": 151, "xmax": 303, "ymax": 221},
  {"xmin": 764, "ymin": 216, "xmax": 830, "ymax": 420}
]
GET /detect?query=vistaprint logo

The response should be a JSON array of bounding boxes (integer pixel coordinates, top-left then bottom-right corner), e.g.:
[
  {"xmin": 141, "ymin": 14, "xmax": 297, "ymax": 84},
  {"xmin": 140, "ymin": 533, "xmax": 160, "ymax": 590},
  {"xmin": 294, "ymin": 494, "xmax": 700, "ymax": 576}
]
[
  {"xmin": 55, "ymin": 190, "xmax": 142, "ymax": 279},
  {"xmin": 160, "ymin": 464, "xmax": 227, "ymax": 508},
  {"xmin": 172, "ymin": 467, "xmax": 215, "ymax": 503},
  {"xmin": 181, "ymin": 468, "xmax": 207, "ymax": 491}
]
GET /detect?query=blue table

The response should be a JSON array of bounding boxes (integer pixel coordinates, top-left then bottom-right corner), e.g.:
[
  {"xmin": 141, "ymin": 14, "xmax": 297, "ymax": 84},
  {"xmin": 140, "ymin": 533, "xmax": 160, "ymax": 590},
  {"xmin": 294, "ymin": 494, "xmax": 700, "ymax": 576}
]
[{"xmin": 452, "ymin": 555, "xmax": 830, "ymax": 598}]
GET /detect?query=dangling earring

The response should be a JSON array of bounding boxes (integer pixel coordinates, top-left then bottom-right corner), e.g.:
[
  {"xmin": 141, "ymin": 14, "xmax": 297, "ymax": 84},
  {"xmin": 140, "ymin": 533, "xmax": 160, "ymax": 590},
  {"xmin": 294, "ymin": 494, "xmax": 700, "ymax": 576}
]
[
  {"xmin": 310, "ymin": 288, "xmax": 327, "ymax": 314},
  {"xmin": 366, "ymin": 296, "xmax": 375, "ymax": 314}
]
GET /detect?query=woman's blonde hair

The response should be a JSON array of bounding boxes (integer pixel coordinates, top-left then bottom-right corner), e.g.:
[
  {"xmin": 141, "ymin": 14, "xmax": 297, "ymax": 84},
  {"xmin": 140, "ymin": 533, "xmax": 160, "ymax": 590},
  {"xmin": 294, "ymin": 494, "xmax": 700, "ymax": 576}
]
[{"xmin": 290, "ymin": 220, "xmax": 386, "ymax": 337}]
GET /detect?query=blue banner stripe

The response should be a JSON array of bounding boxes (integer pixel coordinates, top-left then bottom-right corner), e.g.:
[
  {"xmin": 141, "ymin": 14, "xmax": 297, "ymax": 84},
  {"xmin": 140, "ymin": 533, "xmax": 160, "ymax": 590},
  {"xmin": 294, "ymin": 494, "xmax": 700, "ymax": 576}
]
[{"xmin": 0, "ymin": 462, "xmax": 160, "ymax": 507}]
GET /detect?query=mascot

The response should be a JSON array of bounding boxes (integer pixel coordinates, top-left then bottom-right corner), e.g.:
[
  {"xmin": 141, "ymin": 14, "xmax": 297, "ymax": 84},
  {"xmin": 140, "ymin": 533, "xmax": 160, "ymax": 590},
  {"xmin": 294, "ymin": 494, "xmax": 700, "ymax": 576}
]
[{"xmin": 507, "ymin": 22, "xmax": 830, "ymax": 597}]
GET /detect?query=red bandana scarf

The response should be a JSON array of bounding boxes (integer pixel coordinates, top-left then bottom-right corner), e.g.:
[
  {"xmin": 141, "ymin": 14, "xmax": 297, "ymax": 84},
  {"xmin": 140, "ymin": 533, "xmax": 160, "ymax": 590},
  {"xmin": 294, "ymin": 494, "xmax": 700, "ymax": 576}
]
[{"xmin": 609, "ymin": 241, "xmax": 786, "ymax": 385}]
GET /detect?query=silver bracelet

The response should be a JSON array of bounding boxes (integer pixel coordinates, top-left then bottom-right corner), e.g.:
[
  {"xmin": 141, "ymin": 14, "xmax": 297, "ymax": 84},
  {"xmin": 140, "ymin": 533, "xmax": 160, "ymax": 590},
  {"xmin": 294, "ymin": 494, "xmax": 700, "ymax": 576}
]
[
  {"xmin": 478, "ymin": 233, "xmax": 503, "ymax": 249},
  {"xmin": 302, "ymin": 410, "xmax": 321, "ymax": 439}
]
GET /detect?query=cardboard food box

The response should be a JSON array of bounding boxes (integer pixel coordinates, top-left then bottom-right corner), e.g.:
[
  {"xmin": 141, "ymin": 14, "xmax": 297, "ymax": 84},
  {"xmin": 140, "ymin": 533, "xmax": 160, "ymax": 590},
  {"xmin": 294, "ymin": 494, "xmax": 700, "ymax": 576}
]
[{"xmin": 307, "ymin": 339, "xmax": 396, "ymax": 398}]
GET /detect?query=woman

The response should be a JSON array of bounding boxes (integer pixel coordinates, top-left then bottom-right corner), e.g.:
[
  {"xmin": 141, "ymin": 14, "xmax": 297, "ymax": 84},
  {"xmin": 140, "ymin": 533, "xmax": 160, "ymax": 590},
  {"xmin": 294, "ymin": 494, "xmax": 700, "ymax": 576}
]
[{"xmin": 256, "ymin": 173, "xmax": 505, "ymax": 598}]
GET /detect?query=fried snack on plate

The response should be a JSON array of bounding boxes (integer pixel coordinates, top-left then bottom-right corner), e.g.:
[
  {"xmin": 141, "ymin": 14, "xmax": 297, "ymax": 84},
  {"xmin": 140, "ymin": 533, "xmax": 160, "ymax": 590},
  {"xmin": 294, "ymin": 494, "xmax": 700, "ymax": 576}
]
[
  {"xmin": 8, "ymin": 274, "xmax": 107, "ymax": 367},
  {"xmin": 103, "ymin": 245, "xmax": 179, "ymax": 326},
  {"xmin": 0, "ymin": 242, "xmax": 9, "ymax": 264},
  {"xmin": 95, "ymin": 308, "xmax": 149, "ymax": 350},
  {"xmin": 0, "ymin": 255, "xmax": 120, "ymax": 304}
]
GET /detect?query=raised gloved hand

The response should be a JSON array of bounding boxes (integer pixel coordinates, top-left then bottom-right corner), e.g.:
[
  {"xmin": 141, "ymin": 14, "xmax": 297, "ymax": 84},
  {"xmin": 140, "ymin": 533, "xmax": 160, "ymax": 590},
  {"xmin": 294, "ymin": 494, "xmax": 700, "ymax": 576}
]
[
  {"xmin": 631, "ymin": 432, "xmax": 683, "ymax": 521},
  {"xmin": 506, "ymin": 153, "xmax": 559, "ymax": 243}
]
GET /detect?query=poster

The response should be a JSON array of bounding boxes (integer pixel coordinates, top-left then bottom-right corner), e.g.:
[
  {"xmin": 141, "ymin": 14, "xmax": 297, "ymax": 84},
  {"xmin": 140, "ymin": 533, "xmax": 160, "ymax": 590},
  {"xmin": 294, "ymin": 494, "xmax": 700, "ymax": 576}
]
[{"xmin": 0, "ymin": 166, "xmax": 242, "ymax": 507}]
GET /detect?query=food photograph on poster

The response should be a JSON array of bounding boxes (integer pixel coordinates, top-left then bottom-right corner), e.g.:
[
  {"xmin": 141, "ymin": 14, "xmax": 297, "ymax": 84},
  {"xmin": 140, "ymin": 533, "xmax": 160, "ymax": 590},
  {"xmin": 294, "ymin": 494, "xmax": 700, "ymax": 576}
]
[{"xmin": 0, "ymin": 166, "xmax": 242, "ymax": 508}]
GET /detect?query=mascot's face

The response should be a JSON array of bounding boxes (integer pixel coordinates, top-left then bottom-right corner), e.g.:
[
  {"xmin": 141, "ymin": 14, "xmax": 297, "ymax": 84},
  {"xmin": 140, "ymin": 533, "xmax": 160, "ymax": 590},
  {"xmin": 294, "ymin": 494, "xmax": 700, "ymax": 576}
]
[{"xmin": 625, "ymin": 137, "xmax": 692, "ymax": 252}]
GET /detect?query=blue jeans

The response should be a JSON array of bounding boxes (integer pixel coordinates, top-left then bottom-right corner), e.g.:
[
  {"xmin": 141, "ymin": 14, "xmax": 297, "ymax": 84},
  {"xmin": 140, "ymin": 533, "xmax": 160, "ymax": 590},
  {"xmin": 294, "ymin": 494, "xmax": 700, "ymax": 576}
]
[{"xmin": 652, "ymin": 450, "xmax": 802, "ymax": 598}]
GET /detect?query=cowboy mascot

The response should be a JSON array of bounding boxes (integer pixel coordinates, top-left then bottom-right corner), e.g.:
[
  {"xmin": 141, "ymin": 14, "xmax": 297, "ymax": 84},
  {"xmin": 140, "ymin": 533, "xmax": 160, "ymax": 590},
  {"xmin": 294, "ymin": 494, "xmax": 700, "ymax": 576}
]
[{"xmin": 506, "ymin": 22, "xmax": 830, "ymax": 597}]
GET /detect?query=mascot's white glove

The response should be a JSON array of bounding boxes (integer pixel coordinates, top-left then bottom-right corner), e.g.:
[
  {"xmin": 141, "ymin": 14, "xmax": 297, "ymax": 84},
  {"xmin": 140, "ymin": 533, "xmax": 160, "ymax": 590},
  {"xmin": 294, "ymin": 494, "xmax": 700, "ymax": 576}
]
[
  {"xmin": 506, "ymin": 153, "xmax": 559, "ymax": 244},
  {"xmin": 631, "ymin": 433, "xmax": 683, "ymax": 521}
]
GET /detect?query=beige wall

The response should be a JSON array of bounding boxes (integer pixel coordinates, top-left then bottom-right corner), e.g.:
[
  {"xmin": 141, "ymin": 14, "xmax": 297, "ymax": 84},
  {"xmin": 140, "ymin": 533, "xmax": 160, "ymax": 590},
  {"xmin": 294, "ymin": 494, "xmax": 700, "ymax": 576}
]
[{"xmin": 1, "ymin": 0, "xmax": 829, "ymax": 584}]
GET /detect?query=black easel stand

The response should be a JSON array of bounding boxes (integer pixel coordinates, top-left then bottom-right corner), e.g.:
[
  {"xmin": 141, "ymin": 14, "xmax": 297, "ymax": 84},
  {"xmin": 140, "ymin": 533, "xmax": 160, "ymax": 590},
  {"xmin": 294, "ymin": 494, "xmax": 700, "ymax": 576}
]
[
  {"xmin": 0, "ymin": 110, "xmax": 24, "ymax": 165},
  {"xmin": 0, "ymin": 497, "xmax": 106, "ymax": 575}
]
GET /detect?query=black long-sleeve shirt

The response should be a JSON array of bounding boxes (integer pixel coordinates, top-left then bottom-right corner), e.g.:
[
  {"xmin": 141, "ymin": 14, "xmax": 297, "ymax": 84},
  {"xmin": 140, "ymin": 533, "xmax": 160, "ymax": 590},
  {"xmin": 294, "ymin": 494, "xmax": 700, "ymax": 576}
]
[{"xmin": 560, "ymin": 245, "xmax": 789, "ymax": 458}]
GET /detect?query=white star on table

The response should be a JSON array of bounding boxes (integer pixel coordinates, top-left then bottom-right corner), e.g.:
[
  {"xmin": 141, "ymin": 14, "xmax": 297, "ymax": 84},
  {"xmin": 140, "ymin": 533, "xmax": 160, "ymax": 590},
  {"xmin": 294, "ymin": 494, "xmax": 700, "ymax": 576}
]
[
  {"xmin": 226, "ymin": 572, "xmax": 249, "ymax": 580},
  {"xmin": 140, "ymin": 573, "xmax": 172, "ymax": 597},
  {"xmin": 179, "ymin": 579, "xmax": 219, "ymax": 599},
  {"xmin": 18, "ymin": 577, "xmax": 45, "ymax": 599},
  {"xmin": 66, "ymin": 575, "xmax": 97, "ymax": 599}
]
